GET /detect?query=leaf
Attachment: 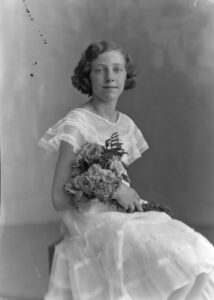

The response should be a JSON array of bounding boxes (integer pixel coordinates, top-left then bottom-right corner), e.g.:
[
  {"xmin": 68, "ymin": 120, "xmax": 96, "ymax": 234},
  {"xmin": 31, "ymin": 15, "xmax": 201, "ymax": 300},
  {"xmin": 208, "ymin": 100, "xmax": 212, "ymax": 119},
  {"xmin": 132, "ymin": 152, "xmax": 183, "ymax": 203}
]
[{"xmin": 104, "ymin": 132, "xmax": 127, "ymax": 158}]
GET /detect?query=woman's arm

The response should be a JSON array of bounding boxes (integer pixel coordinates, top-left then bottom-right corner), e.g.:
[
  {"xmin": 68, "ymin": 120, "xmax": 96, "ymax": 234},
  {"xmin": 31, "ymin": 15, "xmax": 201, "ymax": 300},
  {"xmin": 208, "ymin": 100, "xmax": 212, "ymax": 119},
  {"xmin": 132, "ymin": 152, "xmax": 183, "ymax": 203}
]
[{"xmin": 52, "ymin": 141, "xmax": 76, "ymax": 211}]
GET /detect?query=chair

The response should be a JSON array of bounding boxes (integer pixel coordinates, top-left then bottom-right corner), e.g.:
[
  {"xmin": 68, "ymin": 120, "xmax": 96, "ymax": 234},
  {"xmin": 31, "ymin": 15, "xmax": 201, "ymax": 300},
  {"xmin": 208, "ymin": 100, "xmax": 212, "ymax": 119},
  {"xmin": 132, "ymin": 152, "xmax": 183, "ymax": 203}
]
[{"xmin": 48, "ymin": 237, "xmax": 62, "ymax": 273}]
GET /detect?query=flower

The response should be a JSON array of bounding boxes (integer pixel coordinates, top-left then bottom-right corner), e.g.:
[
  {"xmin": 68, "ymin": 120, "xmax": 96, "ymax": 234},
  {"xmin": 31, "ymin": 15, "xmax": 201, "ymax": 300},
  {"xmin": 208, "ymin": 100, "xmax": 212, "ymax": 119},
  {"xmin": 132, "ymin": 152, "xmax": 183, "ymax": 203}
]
[
  {"xmin": 76, "ymin": 164, "xmax": 121, "ymax": 202},
  {"xmin": 64, "ymin": 133, "xmax": 129, "ymax": 208},
  {"xmin": 73, "ymin": 174, "xmax": 94, "ymax": 197},
  {"xmin": 64, "ymin": 133, "xmax": 174, "ymax": 216},
  {"xmin": 109, "ymin": 158, "xmax": 127, "ymax": 177},
  {"xmin": 78, "ymin": 143, "xmax": 104, "ymax": 165},
  {"xmin": 88, "ymin": 164, "xmax": 116, "ymax": 180}
]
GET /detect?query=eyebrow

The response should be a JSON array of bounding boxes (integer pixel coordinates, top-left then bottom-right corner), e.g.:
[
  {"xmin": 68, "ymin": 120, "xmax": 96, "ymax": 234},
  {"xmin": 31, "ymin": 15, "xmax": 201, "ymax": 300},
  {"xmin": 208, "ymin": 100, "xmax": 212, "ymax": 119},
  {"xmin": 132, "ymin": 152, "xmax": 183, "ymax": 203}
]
[{"xmin": 93, "ymin": 63, "xmax": 125, "ymax": 67}]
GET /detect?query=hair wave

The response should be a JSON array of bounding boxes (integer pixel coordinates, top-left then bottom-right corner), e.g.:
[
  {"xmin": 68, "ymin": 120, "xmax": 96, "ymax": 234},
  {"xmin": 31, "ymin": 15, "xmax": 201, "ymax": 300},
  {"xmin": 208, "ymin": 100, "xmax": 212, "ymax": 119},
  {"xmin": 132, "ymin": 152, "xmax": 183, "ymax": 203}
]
[{"xmin": 71, "ymin": 40, "xmax": 137, "ymax": 96}]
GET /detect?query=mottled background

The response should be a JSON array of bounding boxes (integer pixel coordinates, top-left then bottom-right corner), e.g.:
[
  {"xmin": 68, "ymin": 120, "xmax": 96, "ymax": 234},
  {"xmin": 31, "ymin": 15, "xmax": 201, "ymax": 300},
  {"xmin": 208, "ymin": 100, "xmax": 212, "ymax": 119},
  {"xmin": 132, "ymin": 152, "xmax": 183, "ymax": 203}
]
[
  {"xmin": 1, "ymin": 1, "xmax": 214, "ymax": 298},
  {"xmin": 1, "ymin": 0, "xmax": 214, "ymax": 226}
]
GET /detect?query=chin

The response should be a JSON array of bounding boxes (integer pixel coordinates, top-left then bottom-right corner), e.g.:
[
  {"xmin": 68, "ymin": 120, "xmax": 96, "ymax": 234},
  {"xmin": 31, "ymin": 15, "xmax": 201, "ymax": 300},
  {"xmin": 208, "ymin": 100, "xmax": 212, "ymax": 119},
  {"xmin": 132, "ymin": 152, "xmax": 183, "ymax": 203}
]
[
  {"xmin": 103, "ymin": 95, "xmax": 119, "ymax": 102},
  {"xmin": 96, "ymin": 93, "xmax": 120, "ymax": 103}
]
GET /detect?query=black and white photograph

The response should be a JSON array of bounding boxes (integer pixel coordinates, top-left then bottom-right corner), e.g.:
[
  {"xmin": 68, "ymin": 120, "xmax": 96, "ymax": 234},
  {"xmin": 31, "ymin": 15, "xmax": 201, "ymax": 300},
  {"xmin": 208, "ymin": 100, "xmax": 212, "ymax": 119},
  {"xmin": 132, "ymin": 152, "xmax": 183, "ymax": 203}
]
[{"xmin": 1, "ymin": 0, "xmax": 214, "ymax": 299}]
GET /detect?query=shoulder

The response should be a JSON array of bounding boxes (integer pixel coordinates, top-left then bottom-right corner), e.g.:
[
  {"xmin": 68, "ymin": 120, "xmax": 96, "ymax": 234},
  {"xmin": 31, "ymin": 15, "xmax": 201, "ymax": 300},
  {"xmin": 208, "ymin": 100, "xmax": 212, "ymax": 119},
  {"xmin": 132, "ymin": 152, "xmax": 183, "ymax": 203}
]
[
  {"xmin": 64, "ymin": 107, "xmax": 88, "ymax": 122},
  {"xmin": 58, "ymin": 108, "xmax": 96, "ymax": 130},
  {"xmin": 118, "ymin": 111, "xmax": 148, "ymax": 147},
  {"xmin": 119, "ymin": 111, "xmax": 139, "ymax": 130},
  {"xmin": 39, "ymin": 107, "xmax": 93, "ymax": 154}
]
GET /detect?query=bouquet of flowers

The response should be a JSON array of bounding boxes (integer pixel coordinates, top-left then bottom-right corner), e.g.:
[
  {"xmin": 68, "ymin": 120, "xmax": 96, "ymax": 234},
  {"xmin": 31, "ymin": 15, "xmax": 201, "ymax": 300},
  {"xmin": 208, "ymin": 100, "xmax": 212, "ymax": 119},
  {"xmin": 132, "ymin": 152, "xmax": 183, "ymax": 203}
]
[{"xmin": 64, "ymin": 132, "xmax": 173, "ymax": 216}]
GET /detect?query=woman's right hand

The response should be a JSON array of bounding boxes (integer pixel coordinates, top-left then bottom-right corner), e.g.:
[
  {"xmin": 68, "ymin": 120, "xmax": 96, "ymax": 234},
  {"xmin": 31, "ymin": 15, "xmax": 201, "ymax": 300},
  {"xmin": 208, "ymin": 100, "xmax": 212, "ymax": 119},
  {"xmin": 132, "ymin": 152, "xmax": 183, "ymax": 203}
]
[{"xmin": 113, "ymin": 183, "xmax": 143, "ymax": 212}]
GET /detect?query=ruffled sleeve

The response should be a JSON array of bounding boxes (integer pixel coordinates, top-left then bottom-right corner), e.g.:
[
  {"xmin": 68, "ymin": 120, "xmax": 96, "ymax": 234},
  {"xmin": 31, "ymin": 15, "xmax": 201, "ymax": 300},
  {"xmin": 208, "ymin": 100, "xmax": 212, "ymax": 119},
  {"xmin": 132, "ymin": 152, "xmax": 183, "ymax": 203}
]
[
  {"xmin": 38, "ymin": 110, "xmax": 93, "ymax": 154},
  {"xmin": 122, "ymin": 115, "xmax": 149, "ymax": 165},
  {"xmin": 134, "ymin": 125, "xmax": 149, "ymax": 155}
]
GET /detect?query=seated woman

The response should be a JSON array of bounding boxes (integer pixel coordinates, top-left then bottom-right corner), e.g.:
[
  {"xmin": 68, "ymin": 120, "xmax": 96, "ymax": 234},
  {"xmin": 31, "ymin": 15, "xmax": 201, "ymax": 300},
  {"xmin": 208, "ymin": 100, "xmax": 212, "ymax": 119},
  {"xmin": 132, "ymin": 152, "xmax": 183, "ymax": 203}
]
[{"xmin": 39, "ymin": 40, "xmax": 214, "ymax": 300}]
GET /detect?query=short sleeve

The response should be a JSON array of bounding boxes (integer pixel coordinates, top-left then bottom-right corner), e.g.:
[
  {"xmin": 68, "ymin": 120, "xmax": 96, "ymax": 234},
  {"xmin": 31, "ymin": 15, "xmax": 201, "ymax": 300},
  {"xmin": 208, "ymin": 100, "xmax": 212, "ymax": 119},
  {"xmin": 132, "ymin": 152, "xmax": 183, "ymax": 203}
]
[
  {"xmin": 38, "ymin": 110, "xmax": 90, "ymax": 154},
  {"xmin": 122, "ymin": 115, "xmax": 149, "ymax": 165},
  {"xmin": 134, "ymin": 126, "xmax": 149, "ymax": 155}
]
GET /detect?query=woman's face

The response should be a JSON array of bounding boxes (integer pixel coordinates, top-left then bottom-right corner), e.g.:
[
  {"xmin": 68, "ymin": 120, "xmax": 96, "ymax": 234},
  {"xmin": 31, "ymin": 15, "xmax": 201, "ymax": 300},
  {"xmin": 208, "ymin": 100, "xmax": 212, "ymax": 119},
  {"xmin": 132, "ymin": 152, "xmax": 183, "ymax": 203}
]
[{"xmin": 89, "ymin": 50, "xmax": 127, "ymax": 103}]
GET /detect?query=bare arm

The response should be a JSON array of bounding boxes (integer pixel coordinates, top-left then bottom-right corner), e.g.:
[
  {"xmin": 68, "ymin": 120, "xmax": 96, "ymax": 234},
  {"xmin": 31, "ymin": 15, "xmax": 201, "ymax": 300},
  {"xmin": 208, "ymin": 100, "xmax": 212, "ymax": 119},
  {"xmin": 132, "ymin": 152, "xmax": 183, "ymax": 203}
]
[{"xmin": 52, "ymin": 141, "xmax": 75, "ymax": 211}]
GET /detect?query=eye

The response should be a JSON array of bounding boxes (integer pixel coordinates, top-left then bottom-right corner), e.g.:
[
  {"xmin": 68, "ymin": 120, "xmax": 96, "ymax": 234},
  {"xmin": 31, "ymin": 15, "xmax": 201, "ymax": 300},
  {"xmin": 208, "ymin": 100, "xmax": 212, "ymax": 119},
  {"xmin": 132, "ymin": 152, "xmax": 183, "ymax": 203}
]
[
  {"xmin": 93, "ymin": 67, "xmax": 104, "ymax": 73},
  {"xmin": 113, "ymin": 66, "xmax": 124, "ymax": 73}
]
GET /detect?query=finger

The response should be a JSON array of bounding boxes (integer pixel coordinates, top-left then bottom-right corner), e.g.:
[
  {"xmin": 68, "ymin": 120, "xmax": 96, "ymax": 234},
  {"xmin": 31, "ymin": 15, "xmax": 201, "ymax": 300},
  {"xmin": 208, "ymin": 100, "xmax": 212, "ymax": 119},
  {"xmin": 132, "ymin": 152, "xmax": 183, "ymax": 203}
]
[
  {"xmin": 117, "ymin": 198, "xmax": 129, "ymax": 210},
  {"xmin": 128, "ymin": 203, "xmax": 135, "ymax": 212},
  {"xmin": 133, "ymin": 199, "xmax": 143, "ymax": 212}
]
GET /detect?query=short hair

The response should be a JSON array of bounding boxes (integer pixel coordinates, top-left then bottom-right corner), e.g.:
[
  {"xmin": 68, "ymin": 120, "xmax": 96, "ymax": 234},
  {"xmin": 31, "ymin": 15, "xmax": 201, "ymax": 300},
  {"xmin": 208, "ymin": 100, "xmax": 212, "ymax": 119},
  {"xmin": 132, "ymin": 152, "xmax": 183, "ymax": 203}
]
[{"xmin": 71, "ymin": 40, "xmax": 137, "ymax": 96}]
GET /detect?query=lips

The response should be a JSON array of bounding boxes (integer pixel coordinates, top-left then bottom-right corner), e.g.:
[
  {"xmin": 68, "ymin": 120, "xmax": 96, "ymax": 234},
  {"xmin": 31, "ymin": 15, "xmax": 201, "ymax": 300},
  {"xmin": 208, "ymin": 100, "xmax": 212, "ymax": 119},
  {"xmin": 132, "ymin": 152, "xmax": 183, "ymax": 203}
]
[{"xmin": 103, "ymin": 86, "xmax": 118, "ymax": 89}]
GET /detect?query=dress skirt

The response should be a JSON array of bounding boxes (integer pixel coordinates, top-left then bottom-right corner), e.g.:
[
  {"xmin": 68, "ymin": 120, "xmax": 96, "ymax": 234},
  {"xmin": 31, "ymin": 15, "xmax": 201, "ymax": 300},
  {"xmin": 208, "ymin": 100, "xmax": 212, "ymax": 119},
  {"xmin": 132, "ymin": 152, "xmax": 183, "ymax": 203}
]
[{"xmin": 44, "ymin": 203, "xmax": 214, "ymax": 300}]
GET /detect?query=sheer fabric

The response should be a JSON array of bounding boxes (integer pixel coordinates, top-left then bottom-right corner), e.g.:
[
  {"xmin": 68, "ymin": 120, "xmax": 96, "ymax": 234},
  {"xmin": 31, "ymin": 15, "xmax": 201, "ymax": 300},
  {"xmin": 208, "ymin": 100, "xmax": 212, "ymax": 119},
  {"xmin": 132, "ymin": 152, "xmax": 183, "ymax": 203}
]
[
  {"xmin": 39, "ymin": 108, "xmax": 214, "ymax": 300},
  {"xmin": 39, "ymin": 108, "xmax": 149, "ymax": 165}
]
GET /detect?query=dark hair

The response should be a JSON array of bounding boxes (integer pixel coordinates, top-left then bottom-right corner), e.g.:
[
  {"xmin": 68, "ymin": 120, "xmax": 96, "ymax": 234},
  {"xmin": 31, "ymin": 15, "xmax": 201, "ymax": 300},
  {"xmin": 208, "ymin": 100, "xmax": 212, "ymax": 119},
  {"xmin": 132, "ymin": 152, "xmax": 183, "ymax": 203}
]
[{"xmin": 71, "ymin": 40, "xmax": 137, "ymax": 96}]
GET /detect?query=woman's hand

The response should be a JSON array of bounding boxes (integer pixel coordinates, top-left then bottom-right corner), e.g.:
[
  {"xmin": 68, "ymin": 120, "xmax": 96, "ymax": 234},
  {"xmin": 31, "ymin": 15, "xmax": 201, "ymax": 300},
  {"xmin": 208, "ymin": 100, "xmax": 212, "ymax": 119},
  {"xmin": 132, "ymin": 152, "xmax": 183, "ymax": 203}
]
[{"xmin": 113, "ymin": 183, "xmax": 143, "ymax": 212}]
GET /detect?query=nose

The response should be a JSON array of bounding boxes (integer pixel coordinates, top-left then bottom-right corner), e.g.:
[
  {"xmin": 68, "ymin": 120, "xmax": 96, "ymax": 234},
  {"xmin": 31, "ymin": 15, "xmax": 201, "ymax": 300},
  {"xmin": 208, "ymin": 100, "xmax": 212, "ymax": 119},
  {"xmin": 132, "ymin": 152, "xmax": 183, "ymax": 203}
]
[{"xmin": 105, "ymin": 69, "xmax": 114, "ymax": 82}]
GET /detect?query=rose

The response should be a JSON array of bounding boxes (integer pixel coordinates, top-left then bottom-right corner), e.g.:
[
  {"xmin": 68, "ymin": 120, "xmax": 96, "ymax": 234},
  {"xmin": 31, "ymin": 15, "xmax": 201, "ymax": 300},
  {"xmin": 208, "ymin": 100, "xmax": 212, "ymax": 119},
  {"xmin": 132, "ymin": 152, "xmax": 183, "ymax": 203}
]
[
  {"xmin": 64, "ymin": 134, "xmax": 130, "ymax": 207},
  {"xmin": 93, "ymin": 183, "xmax": 113, "ymax": 202},
  {"xmin": 77, "ymin": 143, "xmax": 104, "ymax": 165},
  {"xmin": 84, "ymin": 164, "xmax": 121, "ymax": 202},
  {"xmin": 73, "ymin": 174, "xmax": 95, "ymax": 196},
  {"xmin": 64, "ymin": 182, "xmax": 84, "ymax": 201},
  {"xmin": 87, "ymin": 164, "xmax": 117, "ymax": 181},
  {"xmin": 69, "ymin": 162, "xmax": 82, "ymax": 178},
  {"xmin": 109, "ymin": 158, "xmax": 127, "ymax": 177},
  {"xmin": 70, "ymin": 164, "xmax": 120, "ymax": 202}
]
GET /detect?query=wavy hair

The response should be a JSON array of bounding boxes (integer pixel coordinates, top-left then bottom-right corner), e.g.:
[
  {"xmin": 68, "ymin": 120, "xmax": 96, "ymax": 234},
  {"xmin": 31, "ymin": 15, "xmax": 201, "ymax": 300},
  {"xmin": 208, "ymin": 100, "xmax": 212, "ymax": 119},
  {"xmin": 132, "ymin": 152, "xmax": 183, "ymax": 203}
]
[{"xmin": 71, "ymin": 40, "xmax": 137, "ymax": 96}]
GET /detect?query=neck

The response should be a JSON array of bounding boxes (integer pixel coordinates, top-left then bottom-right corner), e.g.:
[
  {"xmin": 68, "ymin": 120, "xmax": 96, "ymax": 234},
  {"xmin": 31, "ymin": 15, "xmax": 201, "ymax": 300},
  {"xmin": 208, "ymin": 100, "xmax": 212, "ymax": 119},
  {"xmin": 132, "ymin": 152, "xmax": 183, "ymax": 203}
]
[{"xmin": 87, "ymin": 97, "xmax": 118, "ymax": 122}]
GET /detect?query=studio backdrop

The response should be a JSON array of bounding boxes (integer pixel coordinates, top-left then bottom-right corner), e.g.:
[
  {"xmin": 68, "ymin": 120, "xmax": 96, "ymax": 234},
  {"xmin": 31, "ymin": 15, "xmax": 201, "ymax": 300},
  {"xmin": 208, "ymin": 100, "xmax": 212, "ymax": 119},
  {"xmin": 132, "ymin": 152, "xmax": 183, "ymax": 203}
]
[{"xmin": 1, "ymin": 0, "xmax": 214, "ymax": 225}]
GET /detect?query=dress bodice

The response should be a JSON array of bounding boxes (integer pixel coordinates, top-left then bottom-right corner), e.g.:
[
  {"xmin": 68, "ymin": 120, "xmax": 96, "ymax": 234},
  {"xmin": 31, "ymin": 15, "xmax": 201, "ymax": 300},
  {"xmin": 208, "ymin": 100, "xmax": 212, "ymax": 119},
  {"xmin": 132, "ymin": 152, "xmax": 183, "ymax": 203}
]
[{"xmin": 39, "ymin": 107, "xmax": 149, "ymax": 165}]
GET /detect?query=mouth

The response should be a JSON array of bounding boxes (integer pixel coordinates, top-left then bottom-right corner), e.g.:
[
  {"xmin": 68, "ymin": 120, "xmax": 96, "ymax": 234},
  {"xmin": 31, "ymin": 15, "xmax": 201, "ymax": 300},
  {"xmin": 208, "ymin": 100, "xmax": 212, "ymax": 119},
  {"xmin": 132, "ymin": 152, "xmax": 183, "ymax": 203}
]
[{"xmin": 103, "ymin": 86, "xmax": 118, "ymax": 89}]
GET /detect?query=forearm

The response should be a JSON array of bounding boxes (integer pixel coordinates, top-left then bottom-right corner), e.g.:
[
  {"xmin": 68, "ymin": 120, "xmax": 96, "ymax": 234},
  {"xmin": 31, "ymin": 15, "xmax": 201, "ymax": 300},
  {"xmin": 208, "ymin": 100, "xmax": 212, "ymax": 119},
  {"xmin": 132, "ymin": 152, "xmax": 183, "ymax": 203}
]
[
  {"xmin": 52, "ymin": 184, "xmax": 71, "ymax": 211},
  {"xmin": 52, "ymin": 141, "xmax": 77, "ymax": 211}
]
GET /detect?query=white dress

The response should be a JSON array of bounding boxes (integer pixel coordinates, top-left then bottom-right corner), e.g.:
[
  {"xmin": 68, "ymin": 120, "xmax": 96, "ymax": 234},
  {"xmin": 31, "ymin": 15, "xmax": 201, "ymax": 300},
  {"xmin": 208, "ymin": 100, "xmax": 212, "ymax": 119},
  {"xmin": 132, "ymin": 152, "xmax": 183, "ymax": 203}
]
[{"xmin": 39, "ymin": 108, "xmax": 214, "ymax": 300}]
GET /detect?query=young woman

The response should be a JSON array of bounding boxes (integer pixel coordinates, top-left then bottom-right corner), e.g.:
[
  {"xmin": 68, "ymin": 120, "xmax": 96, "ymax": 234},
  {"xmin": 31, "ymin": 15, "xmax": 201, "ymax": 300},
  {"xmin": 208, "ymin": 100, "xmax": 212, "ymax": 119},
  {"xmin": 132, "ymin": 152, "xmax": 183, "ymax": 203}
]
[{"xmin": 39, "ymin": 40, "xmax": 214, "ymax": 300}]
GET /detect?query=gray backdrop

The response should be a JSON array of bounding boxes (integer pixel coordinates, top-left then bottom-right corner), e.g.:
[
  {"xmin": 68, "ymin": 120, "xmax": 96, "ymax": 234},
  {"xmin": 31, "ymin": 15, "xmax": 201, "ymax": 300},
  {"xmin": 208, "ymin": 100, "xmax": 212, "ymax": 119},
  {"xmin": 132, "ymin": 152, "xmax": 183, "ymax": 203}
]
[{"xmin": 1, "ymin": 0, "xmax": 214, "ymax": 226}]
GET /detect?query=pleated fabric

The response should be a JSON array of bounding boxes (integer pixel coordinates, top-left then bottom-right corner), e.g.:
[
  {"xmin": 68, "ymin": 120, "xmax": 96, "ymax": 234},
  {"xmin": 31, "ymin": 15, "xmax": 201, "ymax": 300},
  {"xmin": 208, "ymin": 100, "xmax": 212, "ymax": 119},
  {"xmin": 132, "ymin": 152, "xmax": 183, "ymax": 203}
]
[{"xmin": 44, "ymin": 207, "xmax": 214, "ymax": 300}]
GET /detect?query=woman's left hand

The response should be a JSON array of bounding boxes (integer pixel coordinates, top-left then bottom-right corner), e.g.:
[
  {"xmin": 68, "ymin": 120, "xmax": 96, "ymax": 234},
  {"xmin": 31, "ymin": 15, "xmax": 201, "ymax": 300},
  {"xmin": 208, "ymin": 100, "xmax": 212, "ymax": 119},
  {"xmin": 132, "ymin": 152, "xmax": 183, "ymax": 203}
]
[{"xmin": 113, "ymin": 183, "xmax": 143, "ymax": 212}]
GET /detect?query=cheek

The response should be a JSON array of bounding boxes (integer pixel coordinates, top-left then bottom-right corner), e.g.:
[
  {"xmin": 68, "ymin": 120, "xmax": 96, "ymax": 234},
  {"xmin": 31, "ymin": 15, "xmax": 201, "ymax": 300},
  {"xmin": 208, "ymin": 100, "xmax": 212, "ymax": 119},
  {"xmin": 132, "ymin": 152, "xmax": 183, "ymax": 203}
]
[
  {"xmin": 90, "ymin": 75, "xmax": 103, "ymax": 87},
  {"xmin": 120, "ymin": 75, "xmax": 127, "ymax": 88}
]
